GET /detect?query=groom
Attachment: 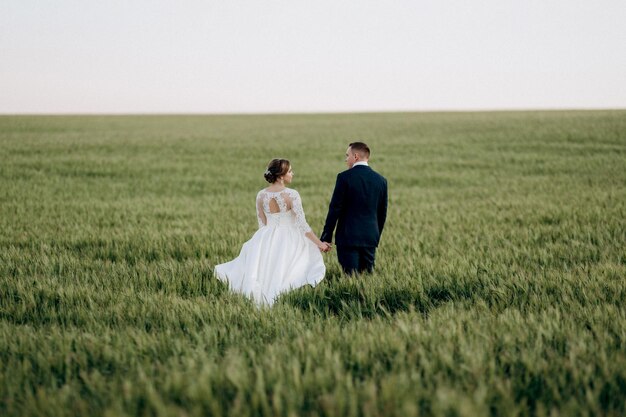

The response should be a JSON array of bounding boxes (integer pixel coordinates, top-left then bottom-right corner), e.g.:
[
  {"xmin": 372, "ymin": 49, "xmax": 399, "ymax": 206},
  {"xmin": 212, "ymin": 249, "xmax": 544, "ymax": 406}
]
[{"xmin": 321, "ymin": 142, "xmax": 388, "ymax": 274}]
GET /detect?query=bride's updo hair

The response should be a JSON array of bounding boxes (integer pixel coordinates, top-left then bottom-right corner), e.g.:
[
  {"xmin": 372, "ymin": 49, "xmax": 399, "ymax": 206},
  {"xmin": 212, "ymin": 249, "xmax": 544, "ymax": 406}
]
[{"xmin": 264, "ymin": 159, "xmax": 290, "ymax": 183}]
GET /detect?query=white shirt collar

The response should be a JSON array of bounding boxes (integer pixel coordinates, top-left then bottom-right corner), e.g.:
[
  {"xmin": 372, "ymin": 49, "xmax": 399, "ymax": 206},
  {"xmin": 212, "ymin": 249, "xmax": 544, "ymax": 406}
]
[{"xmin": 352, "ymin": 161, "xmax": 369, "ymax": 168}]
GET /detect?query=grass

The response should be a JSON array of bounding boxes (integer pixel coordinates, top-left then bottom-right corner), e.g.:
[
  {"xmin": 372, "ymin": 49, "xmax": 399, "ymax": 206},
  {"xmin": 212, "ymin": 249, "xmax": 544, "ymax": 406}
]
[{"xmin": 1, "ymin": 110, "xmax": 625, "ymax": 416}]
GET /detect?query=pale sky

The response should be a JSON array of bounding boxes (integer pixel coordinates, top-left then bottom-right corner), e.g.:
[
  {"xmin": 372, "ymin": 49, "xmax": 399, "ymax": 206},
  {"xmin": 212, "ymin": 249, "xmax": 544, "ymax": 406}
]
[{"xmin": 1, "ymin": 0, "xmax": 625, "ymax": 114}]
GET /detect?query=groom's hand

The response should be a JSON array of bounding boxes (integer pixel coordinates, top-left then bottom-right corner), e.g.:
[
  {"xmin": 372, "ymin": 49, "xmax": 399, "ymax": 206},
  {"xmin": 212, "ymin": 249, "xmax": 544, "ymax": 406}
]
[{"xmin": 322, "ymin": 242, "xmax": 332, "ymax": 252}]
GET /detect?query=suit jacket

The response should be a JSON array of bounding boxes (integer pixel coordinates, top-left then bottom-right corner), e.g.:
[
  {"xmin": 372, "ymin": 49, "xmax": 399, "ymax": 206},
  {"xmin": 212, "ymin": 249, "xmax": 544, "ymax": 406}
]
[{"xmin": 321, "ymin": 165, "xmax": 388, "ymax": 247}]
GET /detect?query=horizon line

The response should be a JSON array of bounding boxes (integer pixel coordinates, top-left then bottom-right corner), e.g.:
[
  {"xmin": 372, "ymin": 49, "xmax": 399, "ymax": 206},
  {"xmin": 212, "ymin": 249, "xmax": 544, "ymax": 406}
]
[{"xmin": 1, "ymin": 106, "xmax": 625, "ymax": 117}]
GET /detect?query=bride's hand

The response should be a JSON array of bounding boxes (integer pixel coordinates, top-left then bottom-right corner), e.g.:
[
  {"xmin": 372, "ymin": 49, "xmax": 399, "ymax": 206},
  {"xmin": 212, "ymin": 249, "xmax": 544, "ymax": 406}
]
[{"xmin": 318, "ymin": 242, "xmax": 331, "ymax": 252}]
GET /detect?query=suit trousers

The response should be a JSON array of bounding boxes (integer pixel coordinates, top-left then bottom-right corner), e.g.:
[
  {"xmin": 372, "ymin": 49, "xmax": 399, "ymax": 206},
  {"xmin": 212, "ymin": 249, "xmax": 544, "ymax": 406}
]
[{"xmin": 337, "ymin": 245, "xmax": 376, "ymax": 274}]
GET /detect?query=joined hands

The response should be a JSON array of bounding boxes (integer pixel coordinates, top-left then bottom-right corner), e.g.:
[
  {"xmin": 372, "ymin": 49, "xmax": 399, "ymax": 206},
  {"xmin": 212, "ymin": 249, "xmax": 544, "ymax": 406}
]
[{"xmin": 319, "ymin": 242, "xmax": 332, "ymax": 253}]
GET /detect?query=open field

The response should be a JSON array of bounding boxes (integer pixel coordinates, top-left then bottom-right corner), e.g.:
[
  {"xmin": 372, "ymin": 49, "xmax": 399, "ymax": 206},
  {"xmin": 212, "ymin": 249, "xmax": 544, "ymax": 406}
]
[{"xmin": 1, "ymin": 111, "xmax": 625, "ymax": 416}]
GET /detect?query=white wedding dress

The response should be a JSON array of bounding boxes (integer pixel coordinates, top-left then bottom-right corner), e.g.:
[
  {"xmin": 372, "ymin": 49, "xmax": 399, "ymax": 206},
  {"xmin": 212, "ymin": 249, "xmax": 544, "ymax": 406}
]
[{"xmin": 214, "ymin": 188, "xmax": 325, "ymax": 306}]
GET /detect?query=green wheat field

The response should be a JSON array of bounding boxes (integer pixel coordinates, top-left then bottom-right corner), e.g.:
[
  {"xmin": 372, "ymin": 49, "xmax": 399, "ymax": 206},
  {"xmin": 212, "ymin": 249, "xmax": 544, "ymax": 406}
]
[{"xmin": 1, "ymin": 111, "xmax": 625, "ymax": 416}]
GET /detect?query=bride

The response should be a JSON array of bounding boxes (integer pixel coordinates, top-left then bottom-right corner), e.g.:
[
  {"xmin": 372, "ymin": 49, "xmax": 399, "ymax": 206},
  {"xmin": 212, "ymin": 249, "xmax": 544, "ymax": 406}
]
[{"xmin": 214, "ymin": 158, "xmax": 329, "ymax": 306}]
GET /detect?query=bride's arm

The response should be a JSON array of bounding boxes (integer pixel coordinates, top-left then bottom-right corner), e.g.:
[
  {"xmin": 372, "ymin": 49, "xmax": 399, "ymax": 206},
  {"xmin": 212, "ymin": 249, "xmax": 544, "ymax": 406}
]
[
  {"xmin": 305, "ymin": 230, "xmax": 330, "ymax": 251},
  {"xmin": 292, "ymin": 190, "xmax": 329, "ymax": 251},
  {"xmin": 256, "ymin": 192, "xmax": 267, "ymax": 228}
]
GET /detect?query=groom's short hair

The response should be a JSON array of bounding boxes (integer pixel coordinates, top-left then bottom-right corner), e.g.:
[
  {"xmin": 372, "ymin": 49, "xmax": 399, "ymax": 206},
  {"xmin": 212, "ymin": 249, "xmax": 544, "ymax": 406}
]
[{"xmin": 349, "ymin": 142, "xmax": 370, "ymax": 158}]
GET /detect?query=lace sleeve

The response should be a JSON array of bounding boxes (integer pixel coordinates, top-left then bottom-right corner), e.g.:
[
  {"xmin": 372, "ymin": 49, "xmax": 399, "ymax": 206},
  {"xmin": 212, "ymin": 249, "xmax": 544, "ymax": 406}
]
[
  {"xmin": 290, "ymin": 190, "xmax": 312, "ymax": 234},
  {"xmin": 256, "ymin": 191, "xmax": 267, "ymax": 228}
]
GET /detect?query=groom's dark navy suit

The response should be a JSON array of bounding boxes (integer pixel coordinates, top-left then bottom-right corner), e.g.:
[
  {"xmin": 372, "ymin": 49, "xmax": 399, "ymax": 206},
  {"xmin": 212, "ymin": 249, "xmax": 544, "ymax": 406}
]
[{"xmin": 321, "ymin": 164, "xmax": 388, "ymax": 274}]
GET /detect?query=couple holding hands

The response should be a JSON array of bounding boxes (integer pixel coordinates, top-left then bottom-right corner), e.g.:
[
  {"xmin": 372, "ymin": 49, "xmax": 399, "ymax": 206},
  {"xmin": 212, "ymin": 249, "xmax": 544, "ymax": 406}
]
[{"xmin": 215, "ymin": 142, "xmax": 388, "ymax": 306}]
